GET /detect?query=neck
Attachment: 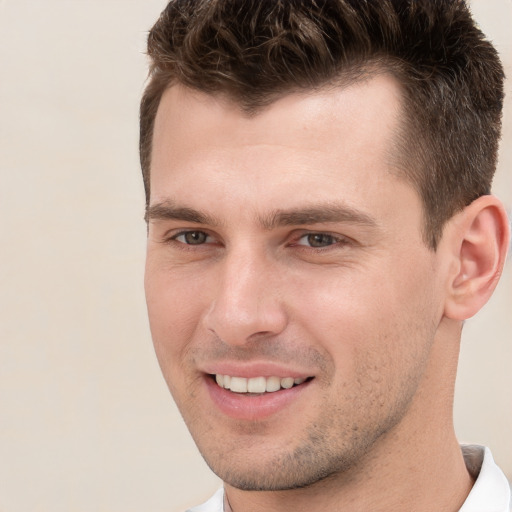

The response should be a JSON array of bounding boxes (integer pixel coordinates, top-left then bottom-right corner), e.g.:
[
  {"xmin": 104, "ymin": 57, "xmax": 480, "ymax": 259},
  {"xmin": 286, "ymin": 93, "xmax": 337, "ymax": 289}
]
[{"xmin": 224, "ymin": 320, "xmax": 473, "ymax": 512}]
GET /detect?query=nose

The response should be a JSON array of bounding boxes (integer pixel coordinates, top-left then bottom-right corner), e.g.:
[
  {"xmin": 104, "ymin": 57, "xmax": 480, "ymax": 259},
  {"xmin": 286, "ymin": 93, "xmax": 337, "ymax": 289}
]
[{"xmin": 203, "ymin": 248, "xmax": 288, "ymax": 346}]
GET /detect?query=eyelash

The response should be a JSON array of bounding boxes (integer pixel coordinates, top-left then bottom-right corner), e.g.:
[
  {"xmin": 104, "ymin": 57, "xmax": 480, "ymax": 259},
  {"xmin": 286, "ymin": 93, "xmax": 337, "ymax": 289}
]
[
  {"xmin": 166, "ymin": 229, "xmax": 351, "ymax": 251},
  {"xmin": 171, "ymin": 230, "xmax": 213, "ymax": 245},
  {"xmin": 292, "ymin": 232, "xmax": 349, "ymax": 249}
]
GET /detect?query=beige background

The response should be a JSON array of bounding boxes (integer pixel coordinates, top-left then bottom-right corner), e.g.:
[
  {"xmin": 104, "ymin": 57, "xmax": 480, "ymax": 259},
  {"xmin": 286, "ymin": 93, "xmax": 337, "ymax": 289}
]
[{"xmin": 0, "ymin": 1, "xmax": 510, "ymax": 511}]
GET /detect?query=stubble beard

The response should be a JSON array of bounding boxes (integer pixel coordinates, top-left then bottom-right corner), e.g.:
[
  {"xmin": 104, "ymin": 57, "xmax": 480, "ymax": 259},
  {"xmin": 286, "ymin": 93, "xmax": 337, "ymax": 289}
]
[{"xmin": 190, "ymin": 390, "xmax": 415, "ymax": 492}]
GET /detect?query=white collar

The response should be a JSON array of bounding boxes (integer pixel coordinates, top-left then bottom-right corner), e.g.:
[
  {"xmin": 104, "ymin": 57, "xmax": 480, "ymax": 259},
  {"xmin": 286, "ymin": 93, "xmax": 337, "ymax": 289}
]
[{"xmin": 459, "ymin": 445, "xmax": 511, "ymax": 512}]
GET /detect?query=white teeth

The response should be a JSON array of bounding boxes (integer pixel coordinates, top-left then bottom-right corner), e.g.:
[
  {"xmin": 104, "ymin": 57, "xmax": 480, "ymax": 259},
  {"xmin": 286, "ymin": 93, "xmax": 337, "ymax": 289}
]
[
  {"xmin": 215, "ymin": 374, "xmax": 308, "ymax": 393},
  {"xmin": 247, "ymin": 377, "xmax": 266, "ymax": 393},
  {"xmin": 266, "ymin": 376, "xmax": 281, "ymax": 392},
  {"xmin": 229, "ymin": 376, "xmax": 248, "ymax": 393},
  {"xmin": 280, "ymin": 377, "xmax": 294, "ymax": 389}
]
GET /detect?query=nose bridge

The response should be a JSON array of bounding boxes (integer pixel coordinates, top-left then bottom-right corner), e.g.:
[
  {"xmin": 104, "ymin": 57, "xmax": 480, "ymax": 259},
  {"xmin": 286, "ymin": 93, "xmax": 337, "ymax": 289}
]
[{"xmin": 204, "ymin": 243, "xmax": 287, "ymax": 345}]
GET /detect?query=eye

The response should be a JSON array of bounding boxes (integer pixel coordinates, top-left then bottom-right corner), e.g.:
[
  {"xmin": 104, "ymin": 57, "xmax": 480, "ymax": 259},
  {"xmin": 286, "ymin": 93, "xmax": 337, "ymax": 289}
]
[
  {"xmin": 296, "ymin": 233, "xmax": 340, "ymax": 248},
  {"xmin": 172, "ymin": 230, "xmax": 212, "ymax": 245}
]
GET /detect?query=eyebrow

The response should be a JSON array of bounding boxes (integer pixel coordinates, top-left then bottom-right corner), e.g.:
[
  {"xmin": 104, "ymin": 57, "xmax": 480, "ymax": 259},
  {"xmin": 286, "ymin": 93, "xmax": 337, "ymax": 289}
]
[
  {"xmin": 260, "ymin": 205, "xmax": 378, "ymax": 230},
  {"xmin": 145, "ymin": 200, "xmax": 377, "ymax": 230},
  {"xmin": 145, "ymin": 201, "xmax": 220, "ymax": 226}
]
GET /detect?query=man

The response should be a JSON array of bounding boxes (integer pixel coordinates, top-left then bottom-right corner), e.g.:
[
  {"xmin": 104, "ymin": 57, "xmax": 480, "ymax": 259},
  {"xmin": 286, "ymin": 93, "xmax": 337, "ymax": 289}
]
[{"xmin": 141, "ymin": 1, "xmax": 511, "ymax": 511}]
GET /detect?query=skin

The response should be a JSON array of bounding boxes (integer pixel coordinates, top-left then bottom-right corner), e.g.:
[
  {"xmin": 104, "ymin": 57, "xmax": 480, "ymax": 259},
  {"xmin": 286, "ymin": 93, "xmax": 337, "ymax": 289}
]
[{"xmin": 144, "ymin": 75, "xmax": 509, "ymax": 511}]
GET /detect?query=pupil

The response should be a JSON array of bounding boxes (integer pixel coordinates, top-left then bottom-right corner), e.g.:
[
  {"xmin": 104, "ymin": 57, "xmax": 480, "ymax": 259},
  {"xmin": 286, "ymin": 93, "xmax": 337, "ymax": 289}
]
[
  {"xmin": 308, "ymin": 234, "xmax": 332, "ymax": 247},
  {"xmin": 185, "ymin": 231, "xmax": 206, "ymax": 244}
]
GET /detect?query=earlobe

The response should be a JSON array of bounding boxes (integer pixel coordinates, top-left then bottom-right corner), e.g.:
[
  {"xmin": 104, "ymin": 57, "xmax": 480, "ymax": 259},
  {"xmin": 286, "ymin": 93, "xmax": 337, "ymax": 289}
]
[{"xmin": 444, "ymin": 195, "xmax": 510, "ymax": 321}]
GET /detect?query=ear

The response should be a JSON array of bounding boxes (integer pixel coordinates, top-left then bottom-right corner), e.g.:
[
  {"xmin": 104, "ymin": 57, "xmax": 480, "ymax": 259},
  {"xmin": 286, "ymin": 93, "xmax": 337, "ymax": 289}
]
[{"xmin": 443, "ymin": 195, "xmax": 510, "ymax": 321}]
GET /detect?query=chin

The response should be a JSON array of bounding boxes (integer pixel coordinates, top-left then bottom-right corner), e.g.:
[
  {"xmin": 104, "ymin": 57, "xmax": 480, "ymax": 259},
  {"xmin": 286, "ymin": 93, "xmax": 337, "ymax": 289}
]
[{"xmin": 198, "ymin": 435, "xmax": 369, "ymax": 492}]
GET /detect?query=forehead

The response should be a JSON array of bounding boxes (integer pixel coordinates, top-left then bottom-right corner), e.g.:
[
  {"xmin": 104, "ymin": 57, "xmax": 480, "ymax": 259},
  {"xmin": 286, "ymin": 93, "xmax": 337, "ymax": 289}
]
[
  {"xmin": 153, "ymin": 75, "xmax": 403, "ymax": 164},
  {"xmin": 150, "ymin": 75, "xmax": 414, "ymax": 222}
]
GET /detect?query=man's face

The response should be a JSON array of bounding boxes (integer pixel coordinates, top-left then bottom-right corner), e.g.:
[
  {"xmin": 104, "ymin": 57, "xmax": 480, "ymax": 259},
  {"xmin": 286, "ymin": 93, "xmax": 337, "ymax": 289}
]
[{"xmin": 145, "ymin": 76, "xmax": 447, "ymax": 490}]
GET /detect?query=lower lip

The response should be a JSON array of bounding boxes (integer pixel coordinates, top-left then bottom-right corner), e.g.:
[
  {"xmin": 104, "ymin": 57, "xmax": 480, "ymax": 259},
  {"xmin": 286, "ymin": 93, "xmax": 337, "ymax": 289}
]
[{"xmin": 205, "ymin": 376, "xmax": 312, "ymax": 421}]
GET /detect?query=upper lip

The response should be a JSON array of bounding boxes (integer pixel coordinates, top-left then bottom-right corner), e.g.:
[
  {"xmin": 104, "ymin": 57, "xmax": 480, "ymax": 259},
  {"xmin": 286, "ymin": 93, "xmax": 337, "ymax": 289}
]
[{"xmin": 200, "ymin": 361, "xmax": 313, "ymax": 379}]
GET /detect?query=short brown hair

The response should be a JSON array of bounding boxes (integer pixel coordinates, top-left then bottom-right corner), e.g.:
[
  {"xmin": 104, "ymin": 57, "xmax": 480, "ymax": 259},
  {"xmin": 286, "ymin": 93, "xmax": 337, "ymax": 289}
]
[{"xmin": 140, "ymin": 0, "xmax": 504, "ymax": 248}]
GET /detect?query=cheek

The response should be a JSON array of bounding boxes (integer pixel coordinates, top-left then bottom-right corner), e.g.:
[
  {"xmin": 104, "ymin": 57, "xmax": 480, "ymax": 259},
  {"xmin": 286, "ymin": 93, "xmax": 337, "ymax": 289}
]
[
  {"xmin": 144, "ymin": 261, "xmax": 211, "ymax": 370},
  {"xmin": 288, "ymin": 269, "xmax": 387, "ymax": 348},
  {"xmin": 346, "ymin": 267, "xmax": 440, "ymax": 403},
  {"xmin": 288, "ymin": 257, "xmax": 439, "ymax": 375}
]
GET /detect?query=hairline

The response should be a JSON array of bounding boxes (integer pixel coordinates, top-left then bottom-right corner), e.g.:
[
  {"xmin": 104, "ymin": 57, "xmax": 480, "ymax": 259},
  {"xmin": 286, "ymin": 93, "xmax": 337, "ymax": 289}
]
[{"xmin": 144, "ymin": 60, "xmax": 438, "ymax": 249}]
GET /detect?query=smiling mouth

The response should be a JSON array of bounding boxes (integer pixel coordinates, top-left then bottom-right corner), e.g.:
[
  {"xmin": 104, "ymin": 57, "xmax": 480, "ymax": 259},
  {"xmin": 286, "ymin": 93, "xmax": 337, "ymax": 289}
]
[{"xmin": 213, "ymin": 374, "xmax": 312, "ymax": 394}]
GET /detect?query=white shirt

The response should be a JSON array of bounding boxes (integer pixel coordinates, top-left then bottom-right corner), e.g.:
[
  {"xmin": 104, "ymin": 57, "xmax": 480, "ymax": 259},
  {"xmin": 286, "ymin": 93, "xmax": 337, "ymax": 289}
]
[
  {"xmin": 187, "ymin": 446, "xmax": 511, "ymax": 512},
  {"xmin": 459, "ymin": 445, "xmax": 511, "ymax": 512}
]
